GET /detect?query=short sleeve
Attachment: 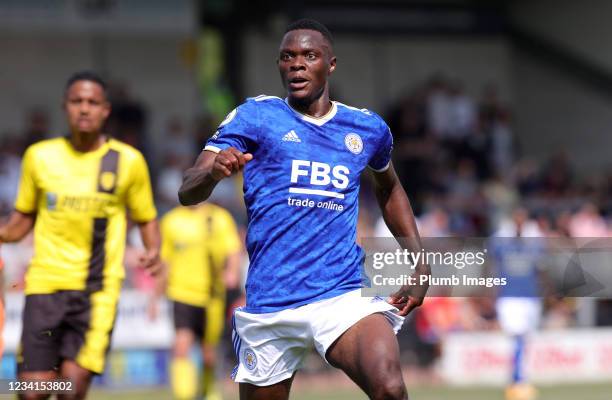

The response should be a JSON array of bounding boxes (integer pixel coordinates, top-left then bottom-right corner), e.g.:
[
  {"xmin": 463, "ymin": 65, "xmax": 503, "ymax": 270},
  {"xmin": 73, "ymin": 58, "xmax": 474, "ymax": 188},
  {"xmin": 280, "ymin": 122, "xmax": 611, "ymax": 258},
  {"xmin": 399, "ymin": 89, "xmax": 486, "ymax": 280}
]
[
  {"xmin": 204, "ymin": 100, "xmax": 259, "ymax": 154},
  {"xmin": 368, "ymin": 120, "xmax": 394, "ymax": 172},
  {"xmin": 126, "ymin": 152, "xmax": 157, "ymax": 222},
  {"xmin": 14, "ymin": 146, "xmax": 39, "ymax": 214}
]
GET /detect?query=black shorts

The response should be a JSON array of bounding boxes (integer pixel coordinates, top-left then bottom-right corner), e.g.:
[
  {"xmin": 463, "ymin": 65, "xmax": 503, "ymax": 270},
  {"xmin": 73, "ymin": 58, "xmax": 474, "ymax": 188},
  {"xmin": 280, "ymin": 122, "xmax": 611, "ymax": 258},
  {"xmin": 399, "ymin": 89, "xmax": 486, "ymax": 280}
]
[
  {"xmin": 18, "ymin": 289, "xmax": 119, "ymax": 374},
  {"xmin": 173, "ymin": 301, "xmax": 207, "ymax": 339}
]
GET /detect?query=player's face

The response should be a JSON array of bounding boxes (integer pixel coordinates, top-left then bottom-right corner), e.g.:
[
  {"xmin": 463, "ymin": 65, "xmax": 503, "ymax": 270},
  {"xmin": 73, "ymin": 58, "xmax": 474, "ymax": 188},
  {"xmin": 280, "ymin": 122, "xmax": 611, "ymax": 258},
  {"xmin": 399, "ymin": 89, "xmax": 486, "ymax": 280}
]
[
  {"xmin": 64, "ymin": 80, "xmax": 110, "ymax": 135},
  {"xmin": 278, "ymin": 29, "xmax": 336, "ymax": 103}
]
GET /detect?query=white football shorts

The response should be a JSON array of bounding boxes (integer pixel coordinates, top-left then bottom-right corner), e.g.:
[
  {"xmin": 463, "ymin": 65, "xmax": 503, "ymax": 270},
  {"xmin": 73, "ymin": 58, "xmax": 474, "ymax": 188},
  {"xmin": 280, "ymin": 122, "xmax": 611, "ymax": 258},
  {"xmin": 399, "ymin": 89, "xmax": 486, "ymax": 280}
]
[
  {"xmin": 496, "ymin": 297, "xmax": 542, "ymax": 336},
  {"xmin": 230, "ymin": 289, "xmax": 405, "ymax": 386}
]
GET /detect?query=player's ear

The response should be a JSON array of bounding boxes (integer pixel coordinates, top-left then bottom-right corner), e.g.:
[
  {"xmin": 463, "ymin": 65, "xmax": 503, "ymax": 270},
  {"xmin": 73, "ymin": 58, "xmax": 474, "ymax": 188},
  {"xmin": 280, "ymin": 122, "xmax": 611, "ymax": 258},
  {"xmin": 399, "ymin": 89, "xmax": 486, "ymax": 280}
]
[
  {"xmin": 328, "ymin": 56, "xmax": 337, "ymax": 75},
  {"xmin": 102, "ymin": 101, "xmax": 111, "ymax": 119}
]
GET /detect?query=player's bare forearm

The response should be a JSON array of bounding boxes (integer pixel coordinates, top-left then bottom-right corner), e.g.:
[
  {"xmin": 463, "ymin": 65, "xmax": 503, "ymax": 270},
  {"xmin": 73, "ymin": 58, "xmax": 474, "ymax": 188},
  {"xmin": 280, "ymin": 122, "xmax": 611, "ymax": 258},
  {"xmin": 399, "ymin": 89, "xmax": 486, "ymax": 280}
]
[
  {"xmin": 0, "ymin": 211, "xmax": 35, "ymax": 243},
  {"xmin": 137, "ymin": 219, "xmax": 163, "ymax": 276},
  {"xmin": 179, "ymin": 151, "xmax": 219, "ymax": 205},
  {"xmin": 372, "ymin": 163, "xmax": 430, "ymax": 315},
  {"xmin": 224, "ymin": 251, "xmax": 242, "ymax": 290},
  {"xmin": 179, "ymin": 148, "xmax": 252, "ymax": 206}
]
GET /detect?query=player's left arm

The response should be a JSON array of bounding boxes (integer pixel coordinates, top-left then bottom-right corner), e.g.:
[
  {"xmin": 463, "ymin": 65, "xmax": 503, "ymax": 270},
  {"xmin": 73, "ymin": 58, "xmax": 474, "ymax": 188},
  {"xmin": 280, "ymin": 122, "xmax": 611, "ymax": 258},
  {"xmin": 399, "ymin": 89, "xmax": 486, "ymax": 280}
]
[
  {"xmin": 136, "ymin": 219, "xmax": 163, "ymax": 276},
  {"xmin": 371, "ymin": 163, "xmax": 430, "ymax": 316},
  {"xmin": 127, "ymin": 152, "xmax": 162, "ymax": 276}
]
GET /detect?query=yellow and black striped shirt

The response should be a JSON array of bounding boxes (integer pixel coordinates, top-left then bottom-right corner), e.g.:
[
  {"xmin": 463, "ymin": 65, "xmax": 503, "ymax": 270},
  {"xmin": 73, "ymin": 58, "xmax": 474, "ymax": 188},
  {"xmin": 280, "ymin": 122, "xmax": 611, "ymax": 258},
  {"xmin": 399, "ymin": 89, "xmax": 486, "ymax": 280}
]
[{"xmin": 15, "ymin": 137, "xmax": 157, "ymax": 294}]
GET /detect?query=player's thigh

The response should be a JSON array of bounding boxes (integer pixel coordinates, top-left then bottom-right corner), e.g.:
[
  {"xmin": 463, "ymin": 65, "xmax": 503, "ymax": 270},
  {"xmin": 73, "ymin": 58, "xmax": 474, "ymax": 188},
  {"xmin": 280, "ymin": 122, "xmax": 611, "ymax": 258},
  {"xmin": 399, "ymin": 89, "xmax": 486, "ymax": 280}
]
[
  {"xmin": 18, "ymin": 294, "xmax": 66, "ymax": 374},
  {"xmin": 326, "ymin": 313, "xmax": 406, "ymax": 398},
  {"xmin": 239, "ymin": 374, "xmax": 295, "ymax": 400}
]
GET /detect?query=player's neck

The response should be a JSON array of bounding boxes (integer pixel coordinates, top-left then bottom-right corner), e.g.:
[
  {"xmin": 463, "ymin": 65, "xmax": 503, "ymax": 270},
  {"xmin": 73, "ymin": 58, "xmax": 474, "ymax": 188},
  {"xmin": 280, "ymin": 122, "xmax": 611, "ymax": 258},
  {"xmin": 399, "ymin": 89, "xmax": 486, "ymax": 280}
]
[
  {"xmin": 288, "ymin": 91, "xmax": 332, "ymax": 118},
  {"xmin": 69, "ymin": 131, "xmax": 107, "ymax": 153}
]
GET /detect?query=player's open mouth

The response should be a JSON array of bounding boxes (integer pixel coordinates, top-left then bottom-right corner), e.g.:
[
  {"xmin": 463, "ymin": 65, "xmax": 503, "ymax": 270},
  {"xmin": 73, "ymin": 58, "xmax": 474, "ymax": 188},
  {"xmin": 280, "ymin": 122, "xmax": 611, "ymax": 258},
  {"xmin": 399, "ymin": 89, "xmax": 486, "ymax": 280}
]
[{"xmin": 288, "ymin": 78, "xmax": 308, "ymax": 90}]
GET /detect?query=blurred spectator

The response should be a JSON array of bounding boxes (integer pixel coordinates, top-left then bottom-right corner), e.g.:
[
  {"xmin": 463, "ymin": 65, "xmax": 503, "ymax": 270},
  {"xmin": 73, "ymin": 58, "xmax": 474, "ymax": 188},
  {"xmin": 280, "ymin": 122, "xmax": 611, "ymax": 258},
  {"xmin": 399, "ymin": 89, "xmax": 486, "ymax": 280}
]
[
  {"xmin": 0, "ymin": 136, "xmax": 23, "ymax": 216},
  {"xmin": 156, "ymin": 154, "xmax": 184, "ymax": 215},
  {"xmin": 105, "ymin": 82, "xmax": 151, "ymax": 160},
  {"xmin": 490, "ymin": 108, "xmax": 515, "ymax": 180},
  {"xmin": 540, "ymin": 151, "xmax": 573, "ymax": 197},
  {"xmin": 163, "ymin": 116, "xmax": 195, "ymax": 161},
  {"xmin": 426, "ymin": 74, "xmax": 451, "ymax": 139},
  {"xmin": 417, "ymin": 206, "xmax": 450, "ymax": 237},
  {"xmin": 568, "ymin": 202, "xmax": 608, "ymax": 237},
  {"xmin": 387, "ymin": 91, "xmax": 435, "ymax": 210},
  {"xmin": 23, "ymin": 108, "xmax": 50, "ymax": 149},
  {"xmin": 446, "ymin": 80, "xmax": 476, "ymax": 141},
  {"xmin": 156, "ymin": 117, "xmax": 196, "ymax": 214},
  {"xmin": 482, "ymin": 175, "xmax": 520, "ymax": 233}
]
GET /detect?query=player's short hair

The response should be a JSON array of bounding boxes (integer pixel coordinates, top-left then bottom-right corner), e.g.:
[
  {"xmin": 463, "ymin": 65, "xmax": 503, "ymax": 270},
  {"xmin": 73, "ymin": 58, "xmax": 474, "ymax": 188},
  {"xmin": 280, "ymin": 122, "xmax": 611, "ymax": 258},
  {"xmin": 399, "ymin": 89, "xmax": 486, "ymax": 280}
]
[
  {"xmin": 285, "ymin": 18, "xmax": 333, "ymax": 45},
  {"xmin": 65, "ymin": 71, "xmax": 108, "ymax": 98}
]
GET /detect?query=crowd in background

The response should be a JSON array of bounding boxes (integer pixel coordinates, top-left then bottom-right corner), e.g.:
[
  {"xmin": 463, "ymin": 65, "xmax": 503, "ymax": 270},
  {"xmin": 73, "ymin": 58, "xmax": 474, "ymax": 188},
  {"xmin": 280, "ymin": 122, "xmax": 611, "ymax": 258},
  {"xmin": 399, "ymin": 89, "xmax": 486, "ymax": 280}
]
[{"xmin": 1, "ymin": 74, "xmax": 611, "ymax": 371}]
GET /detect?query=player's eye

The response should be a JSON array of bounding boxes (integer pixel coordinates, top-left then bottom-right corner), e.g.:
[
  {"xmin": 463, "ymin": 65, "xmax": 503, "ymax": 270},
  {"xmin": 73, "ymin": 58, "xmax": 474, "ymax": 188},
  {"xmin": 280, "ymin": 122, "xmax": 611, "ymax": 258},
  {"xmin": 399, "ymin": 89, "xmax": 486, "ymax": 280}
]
[
  {"xmin": 280, "ymin": 53, "xmax": 292, "ymax": 61},
  {"xmin": 306, "ymin": 53, "xmax": 317, "ymax": 60}
]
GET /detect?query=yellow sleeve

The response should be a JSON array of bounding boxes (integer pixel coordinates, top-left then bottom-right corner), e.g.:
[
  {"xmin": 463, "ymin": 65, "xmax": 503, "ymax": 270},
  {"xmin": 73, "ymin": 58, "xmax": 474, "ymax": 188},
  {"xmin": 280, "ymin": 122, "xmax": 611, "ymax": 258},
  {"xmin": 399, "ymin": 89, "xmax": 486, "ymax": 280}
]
[
  {"xmin": 215, "ymin": 209, "xmax": 241, "ymax": 254},
  {"xmin": 14, "ymin": 147, "xmax": 39, "ymax": 214},
  {"xmin": 126, "ymin": 152, "xmax": 157, "ymax": 222}
]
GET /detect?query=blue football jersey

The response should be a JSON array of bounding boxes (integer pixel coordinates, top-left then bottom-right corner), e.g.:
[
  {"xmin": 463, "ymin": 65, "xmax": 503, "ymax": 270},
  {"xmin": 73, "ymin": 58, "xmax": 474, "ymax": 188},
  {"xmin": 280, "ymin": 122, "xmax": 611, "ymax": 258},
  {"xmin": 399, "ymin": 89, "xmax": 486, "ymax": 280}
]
[
  {"xmin": 490, "ymin": 238, "xmax": 544, "ymax": 298},
  {"xmin": 205, "ymin": 95, "xmax": 393, "ymax": 313}
]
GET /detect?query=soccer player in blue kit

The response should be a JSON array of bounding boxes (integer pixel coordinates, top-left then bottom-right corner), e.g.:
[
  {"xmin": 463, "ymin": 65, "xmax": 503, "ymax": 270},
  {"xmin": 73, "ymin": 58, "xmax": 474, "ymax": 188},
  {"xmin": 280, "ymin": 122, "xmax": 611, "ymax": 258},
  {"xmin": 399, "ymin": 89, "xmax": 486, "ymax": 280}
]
[{"xmin": 179, "ymin": 19, "xmax": 429, "ymax": 400}]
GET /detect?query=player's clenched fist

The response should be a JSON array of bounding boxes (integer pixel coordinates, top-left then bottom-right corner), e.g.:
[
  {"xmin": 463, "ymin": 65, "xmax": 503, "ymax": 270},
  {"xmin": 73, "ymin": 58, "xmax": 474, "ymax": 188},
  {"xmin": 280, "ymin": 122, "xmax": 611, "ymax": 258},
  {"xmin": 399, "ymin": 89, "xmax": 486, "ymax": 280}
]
[{"xmin": 211, "ymin": 147, "xmax": 253, "ymax": 180}]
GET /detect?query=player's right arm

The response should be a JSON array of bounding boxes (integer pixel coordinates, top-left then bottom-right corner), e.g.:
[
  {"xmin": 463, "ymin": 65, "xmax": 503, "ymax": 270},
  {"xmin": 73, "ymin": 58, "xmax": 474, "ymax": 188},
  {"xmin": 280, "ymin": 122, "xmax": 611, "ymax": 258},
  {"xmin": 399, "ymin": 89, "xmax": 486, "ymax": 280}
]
[
  {"xmin": 178, "ymin": 148, "xmax": 252, "ymax": 206},
  {"xmin": 179, "ymin": 101, "xmax": 259, "ymax": 205},
  {"xmin": 0, "ymin": 145, "xmax": 38, "ymax": 244},
  {"xmin": 0, "ymin": 212, "xmax": 35, "ymax": 244}
]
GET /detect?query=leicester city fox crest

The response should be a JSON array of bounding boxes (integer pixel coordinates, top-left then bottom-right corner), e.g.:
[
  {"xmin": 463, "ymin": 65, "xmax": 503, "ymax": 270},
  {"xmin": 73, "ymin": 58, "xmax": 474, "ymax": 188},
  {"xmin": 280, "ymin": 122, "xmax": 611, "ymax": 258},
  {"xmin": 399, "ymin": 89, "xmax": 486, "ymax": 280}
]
[
  {"xmin": 244, "ymin": 348, "xmax": 257, "ymax": 370},
  {"xmin": 344, "ymin": 133, "xmax": 363, "ymax": 154}
]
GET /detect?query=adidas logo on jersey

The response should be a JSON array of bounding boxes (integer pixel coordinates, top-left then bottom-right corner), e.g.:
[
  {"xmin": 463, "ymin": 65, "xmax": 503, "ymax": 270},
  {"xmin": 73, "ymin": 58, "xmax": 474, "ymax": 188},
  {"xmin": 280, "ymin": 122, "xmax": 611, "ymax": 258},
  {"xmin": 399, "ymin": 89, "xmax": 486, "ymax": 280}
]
[{"xmin": 282, "ymin": 130, "xmax": 301, "ymax": 143}]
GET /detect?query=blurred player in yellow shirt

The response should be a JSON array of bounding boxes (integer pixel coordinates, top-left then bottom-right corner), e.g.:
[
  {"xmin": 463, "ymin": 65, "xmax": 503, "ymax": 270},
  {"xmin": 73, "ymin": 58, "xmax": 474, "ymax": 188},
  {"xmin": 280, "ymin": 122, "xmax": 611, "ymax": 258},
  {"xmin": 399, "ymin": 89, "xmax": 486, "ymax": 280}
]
[
  {"xmin": 0, "ymin": 71, "xmax": 161, "ymax": 399},
  {"xmin": 154, "ymin": 203, "xmax": 242, "ymax": 400}
]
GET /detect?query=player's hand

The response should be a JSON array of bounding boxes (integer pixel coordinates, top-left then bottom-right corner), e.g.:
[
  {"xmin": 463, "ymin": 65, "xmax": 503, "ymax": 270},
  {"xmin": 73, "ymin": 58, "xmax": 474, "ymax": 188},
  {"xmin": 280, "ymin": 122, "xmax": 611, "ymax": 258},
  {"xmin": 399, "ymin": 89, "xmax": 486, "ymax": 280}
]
[
  {"xmin": 211, "ymin": 147, "xmax": 253, "ymax": 181},
  {"xmin": 138, "ymin": 249, "xmax": 163, "ymax": 277},
  {"xmin": 387, "ymin": 292, "xmax": 424, "ymax": 317},
  {"xmin": 387, "ymin": 274, "xmax": 429, "ymax": 316}
]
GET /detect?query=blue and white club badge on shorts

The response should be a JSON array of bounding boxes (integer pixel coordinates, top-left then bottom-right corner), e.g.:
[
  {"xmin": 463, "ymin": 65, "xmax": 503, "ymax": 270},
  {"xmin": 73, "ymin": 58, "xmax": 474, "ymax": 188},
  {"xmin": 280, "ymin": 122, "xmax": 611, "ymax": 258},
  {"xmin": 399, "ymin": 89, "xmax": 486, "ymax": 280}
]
[
  {"xmin": 344, "ymin": 133, "xmax": 363, "ymax": 154},
  {"xmin": 244, "ymin": 348, "xmax": 258, "ymax": 371}
]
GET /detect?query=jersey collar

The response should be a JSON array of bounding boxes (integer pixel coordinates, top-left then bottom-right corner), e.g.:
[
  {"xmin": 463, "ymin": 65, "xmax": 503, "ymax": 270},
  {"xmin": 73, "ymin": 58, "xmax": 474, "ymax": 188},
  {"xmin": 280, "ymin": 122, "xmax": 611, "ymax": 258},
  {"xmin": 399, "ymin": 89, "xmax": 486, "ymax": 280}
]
[{"xmin": 284, "ymin": 98, "xmax": 337, "ymax": 127}]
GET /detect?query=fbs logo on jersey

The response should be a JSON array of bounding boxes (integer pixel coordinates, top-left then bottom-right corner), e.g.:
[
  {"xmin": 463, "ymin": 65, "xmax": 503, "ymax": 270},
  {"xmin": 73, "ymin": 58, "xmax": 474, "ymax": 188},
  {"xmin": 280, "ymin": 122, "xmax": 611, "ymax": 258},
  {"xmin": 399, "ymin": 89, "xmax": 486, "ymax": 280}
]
[
  {"xmin": 282, "ymin": 130, "xmax": 301, "ymax": 143},
  {"xmin": 344, "ymin": 133, "xmax": 363, "ymax": 154},
  {"xmin": 290, "ymin": 160, "xmax": 349, "ymax": 199},
  {"xmin": 100, "ymin": 172, "xmax": 116, "ymax": 192}
]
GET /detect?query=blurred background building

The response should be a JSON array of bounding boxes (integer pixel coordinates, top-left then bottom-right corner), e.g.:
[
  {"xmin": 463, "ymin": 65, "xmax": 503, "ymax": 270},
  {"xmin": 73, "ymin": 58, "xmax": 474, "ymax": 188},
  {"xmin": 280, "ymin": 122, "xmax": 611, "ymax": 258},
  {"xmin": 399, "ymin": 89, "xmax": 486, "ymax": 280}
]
[{"xmin": 0, "ymin": 0, "xmax": 611, "ymax": 397}]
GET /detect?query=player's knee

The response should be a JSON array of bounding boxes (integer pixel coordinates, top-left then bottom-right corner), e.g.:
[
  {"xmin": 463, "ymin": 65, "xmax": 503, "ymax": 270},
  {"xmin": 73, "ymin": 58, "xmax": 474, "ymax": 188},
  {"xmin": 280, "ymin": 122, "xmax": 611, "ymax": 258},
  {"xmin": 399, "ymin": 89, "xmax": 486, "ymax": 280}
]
[
  {"xmin": 371, "ymin": 377, "xmax": 408, "ymax": 400},
  {"xmin": 371, "ymin": 358, "xmax": 408, "ymax": 400}
]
